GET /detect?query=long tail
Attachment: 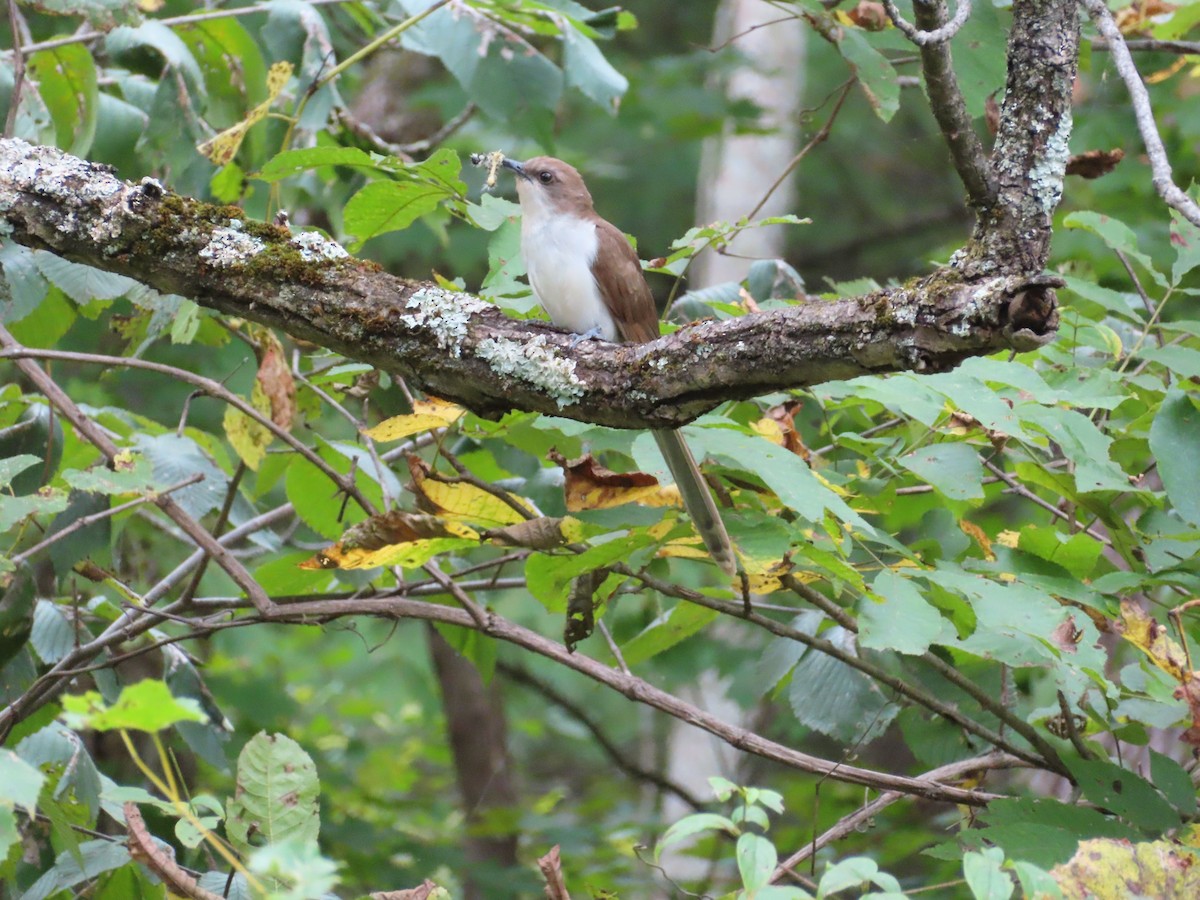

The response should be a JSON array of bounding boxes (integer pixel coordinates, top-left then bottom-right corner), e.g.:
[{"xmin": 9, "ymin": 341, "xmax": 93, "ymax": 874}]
[{"xmin": 652, "ymin": 429, "xmax": 736, "ymax": 576}]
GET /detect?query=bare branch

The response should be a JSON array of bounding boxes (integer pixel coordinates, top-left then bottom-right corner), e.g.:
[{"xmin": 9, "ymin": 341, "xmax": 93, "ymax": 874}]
[
  {"xmin": 1083, "ymin": 0, "xmax": 1200, "ymax": 228},
  {"xmin": 883, "ymin": 0, "xmax": 972, "ymax": 47}
]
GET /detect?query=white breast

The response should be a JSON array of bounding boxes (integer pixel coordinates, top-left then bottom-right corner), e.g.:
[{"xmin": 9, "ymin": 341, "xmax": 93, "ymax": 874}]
[{"xmin": 520, "ymin": 212, "xmax": 619, "ymax": 341}]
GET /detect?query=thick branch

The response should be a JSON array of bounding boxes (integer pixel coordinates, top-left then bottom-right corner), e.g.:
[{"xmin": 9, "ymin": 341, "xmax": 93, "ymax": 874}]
[
  {"xmin": 958, "ymin": 0, "xmax": 1081, "ymax": 277},
  {"xmin": 0, "ymin": 138, "xmax": 1058, "ymax": 429}
]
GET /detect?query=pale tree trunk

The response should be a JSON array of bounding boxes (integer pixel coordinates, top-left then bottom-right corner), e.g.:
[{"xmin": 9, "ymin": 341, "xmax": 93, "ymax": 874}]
[{"xmin": 694, "ymin": 0, "xmax": 806, "ymax": 288}]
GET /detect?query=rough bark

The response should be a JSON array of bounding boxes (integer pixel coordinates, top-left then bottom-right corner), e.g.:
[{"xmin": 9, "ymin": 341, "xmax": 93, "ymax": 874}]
[{"xmin": 0, "ymin": 140, "xmax": 1057, "ymax": 430}]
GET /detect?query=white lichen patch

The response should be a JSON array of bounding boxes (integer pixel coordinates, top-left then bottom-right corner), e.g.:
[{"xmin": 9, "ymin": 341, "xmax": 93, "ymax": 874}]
[
  {"xmin": 476, "ymin": 335, "xmax": 586, "ymax": 408},
  {"xmin": 399, "ymin": 286, "xmax": 490, "ymax": 358},
  {"xmin": 291, "ymin": 230, "xmax": 349, "ymax": 262},
  {"xmin": 199, "ymin": 222, "xmax": 265, "ymax": 267},
  {"xmin": 1029, "ymin": 110, "xmax": 1072, "ymax": 216}
]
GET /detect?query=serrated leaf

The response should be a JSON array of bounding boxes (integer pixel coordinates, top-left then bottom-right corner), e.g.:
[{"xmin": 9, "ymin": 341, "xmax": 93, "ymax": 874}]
[
  {"xmin": 34, "ymin": 253, "xmax": 138, "ymax": 304},
  {"xmin": 788, "ymin": 625, "xmax": 897, "ymax": 744},
  {"xmin": 0, "ymin": 243, "xmax": 50, "ymax": 323},
  {"xmin": 15, "ymin": 839, "xmax": 131, "ymax": 900},
  {"xmin": 226, "ymin": 732, "xmax": 319, "ymax": 856}
]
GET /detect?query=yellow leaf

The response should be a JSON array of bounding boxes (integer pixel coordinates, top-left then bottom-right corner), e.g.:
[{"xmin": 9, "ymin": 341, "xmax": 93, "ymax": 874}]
[
  {"xmin": 996, "ymin": 530, "xmax": 1020, "ymax": 549},
  {"xmin": 363, "ymin": 399, "xmax": 465, "ymax": 441},
  {"xmin": 959, "ymin": 519, "xmax": 994, "ymax": 560},
  {"xmin": 751, "ymin": 417, "xmax": 785, "ymax": 445},
  {"xmin": 223, "ymin": 381, "xmax": 273, "ymax": 470},
  {"xmin": 419, "ymin": 478, "xmax": 532, "ymax": 526},
  {"xmin": 197, "ymin": 61, "xmax": 294, "ymax": 165}
]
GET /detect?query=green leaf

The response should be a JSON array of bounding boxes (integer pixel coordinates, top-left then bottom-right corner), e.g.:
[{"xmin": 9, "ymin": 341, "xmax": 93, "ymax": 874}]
[
  {"xmin": 344, "ymin": 180, "xmax": 445, "ymax": 242},
  {"xmin": 788, "ymin": 625, "xmax": 897, "ymax": 744},
  {"xmin": 1066, "ymin": 757, "xmax": 1181, "ymax": 833},
  {"xmin": 737, "ymin": 832, "xmax": 776, "ymax": 892},
  {"xmin": 562, "ymin": 24, "xmax": 627, "ymax": 112},
  {"xmin": 1064, "ymin": 211, "xmax": 1169, "ymax": 289},
  {"xmin": 1149, "ymin": 749, "xmax": 1197, "ymax": 816},
  {"xmin": 28, "ymin": 42, "xmax": 99, "ymax": 156},
  {"xmin": 1019, "ymin": 405, "xmax": 1130, "ymax": 493},
  {"xmin": 1016, "ymin": 527, "xmax": 1103, "ymax": 580},
  {"xmin": 0, "ymin": 243, "xmax": 50, "ymax": 324},
  {"xmin": 1150, "ymin": 388, "xmax": 1200, "ymax": 526},
  {"xmin": 690, "ymin": 429, "xmax": 875, "ymax": 534},
  {"xmin": 60, "ymin": 680, "xmax": 206, "ymax": 732},
  {"xmin": 0, "ymin": 748, "xmax": 45, "ymax": 814},
  {"xmin": 525, "ymin": 537, "xmax": 644, "ymax": 612},
  {"xmin": 15, "ymin": 839, "xmax": 131, "ymax": 900},
  {"xmin": 0, "ymin": 454, "xmax": 41, "ymax": 490},
  {"xmin": 819, "ymin": 857, "xmax": 882, "ymax": 895},
  {"xmin": 837, "ymin": 29, "xmax": 899, "ymax": 122},
  {"xmin": 860, "ymin": 570, "xmax": 951, "ymax": 655},
  {"xmin": 620, "ymin": 601, "xmax": 720, "ymax": 668},
  {"xmin": 34, "ymin": 253, "xmax": 138, "ymax": 305},
  {"xmin": 30, "ymin": 601, "xmax": 76, "ymax": 666},
  {"xmin": 898, "ymin": 442, "xmax": 985, "ymax": 501},
  {"xmin": 258, "ymin": 146, "xmax": 380, "ymax": 182},
  {"xmin": 655, "ymin": 812, "xmax": 737, "ymax": 861},
  {"xmin": 226, "ymin": 732, "xmax": 320, "ymax": 856},
  {"xmin": 962, "ymin": 847, "xmax": 1013, "ymax": 900}
]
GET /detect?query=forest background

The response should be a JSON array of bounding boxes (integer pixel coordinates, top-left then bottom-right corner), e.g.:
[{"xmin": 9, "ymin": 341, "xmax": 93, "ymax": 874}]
[{"xmin": 2, "ymin": 0, "xmax": 1200, "ymax": 897}]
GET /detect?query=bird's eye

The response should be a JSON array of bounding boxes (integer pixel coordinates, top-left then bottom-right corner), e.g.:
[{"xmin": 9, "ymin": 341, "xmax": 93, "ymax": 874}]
[{"xmin": 538, "ymin": 170, "xmax": 554, "ymax": 184}]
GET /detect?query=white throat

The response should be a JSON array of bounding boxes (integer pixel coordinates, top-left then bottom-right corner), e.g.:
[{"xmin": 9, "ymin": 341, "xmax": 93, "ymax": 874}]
[{"xmin": 517, "ymin": 190, "xmax": 619, "ymax": 341}]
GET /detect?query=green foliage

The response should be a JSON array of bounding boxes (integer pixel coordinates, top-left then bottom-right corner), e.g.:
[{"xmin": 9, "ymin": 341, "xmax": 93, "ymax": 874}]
[{"xmin": 4, "ymin": 0, "xmax": 1200, "ymax": 897}]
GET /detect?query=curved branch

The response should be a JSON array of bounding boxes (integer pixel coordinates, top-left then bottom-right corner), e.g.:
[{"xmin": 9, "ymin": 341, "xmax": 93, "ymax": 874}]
[
  {"xmin": 0, "ymin": 138, "xmax": 1059, "ymax": 430},
  {"xmin": 883, "ymin": 0, "xmax": 972, "ymax": 47},
  {"xmin": 1084, "ymin": 0, "xmax": 1200, "ymax": 228}
]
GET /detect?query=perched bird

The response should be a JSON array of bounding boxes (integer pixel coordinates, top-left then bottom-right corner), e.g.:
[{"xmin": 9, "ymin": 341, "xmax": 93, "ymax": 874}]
[{"xmin": 503, "ymin": 155, "xmax": 737, "ymax": 576}]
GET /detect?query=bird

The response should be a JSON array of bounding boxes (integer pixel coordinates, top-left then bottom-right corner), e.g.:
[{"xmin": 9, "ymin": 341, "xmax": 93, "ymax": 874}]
[{"xmin": 501, "ymin": 155, "xmax": 737, "ymax": 576}]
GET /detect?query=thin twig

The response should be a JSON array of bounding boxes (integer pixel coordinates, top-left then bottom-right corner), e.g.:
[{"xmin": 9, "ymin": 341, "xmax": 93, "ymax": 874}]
[
  {"xmin": 4, "ymin": 0, "xmax": 29, "ymax": 137},
  {"xmin": 883, "ymin": 0, "xmax": 973, "ymax": 47},
  {"xmin": 1084, "ymin": 0, "xmax": 1200, "ymax": 228}
]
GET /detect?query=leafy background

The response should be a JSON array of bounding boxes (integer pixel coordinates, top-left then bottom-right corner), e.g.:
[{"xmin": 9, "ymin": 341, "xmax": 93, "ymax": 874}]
[{"xmin": 2, "ymin": 0, "xmax": 1200, "ymax": 898}]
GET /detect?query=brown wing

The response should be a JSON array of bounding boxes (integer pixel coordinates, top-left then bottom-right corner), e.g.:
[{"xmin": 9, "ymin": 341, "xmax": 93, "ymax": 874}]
[{"xmin": 592, "ymin": 218, "xmax": 660, "ymax": 345}]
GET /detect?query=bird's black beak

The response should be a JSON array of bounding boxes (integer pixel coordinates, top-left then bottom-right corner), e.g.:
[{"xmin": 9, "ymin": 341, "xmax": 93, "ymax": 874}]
[{"xmin": 501, "ymin": 157, "xmax": 528, "ymax": 180}]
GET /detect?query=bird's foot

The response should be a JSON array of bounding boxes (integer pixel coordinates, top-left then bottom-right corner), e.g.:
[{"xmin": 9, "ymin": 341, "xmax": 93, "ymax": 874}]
[{"xmin": 567, "ymin": 326, "xmax": 605, "ymax": 349}]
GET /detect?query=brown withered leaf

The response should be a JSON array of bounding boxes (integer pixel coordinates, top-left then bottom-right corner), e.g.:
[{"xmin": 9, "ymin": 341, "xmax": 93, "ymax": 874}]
[
  {"xmin": 760, "ymin": 400, "xmax": 809, "ymax": 459},
  {"xmin": 565, "ymin": 568, "xmax": 608, "ymax": 651},
  {"xmin": 547, "ymin": 449, "xmax": 681, "ymax": 512},
  {"xmin": 984, "ymin": 95, "xmax": 1001, "ymax": 136},
  {"xmin": 483, "ymin": 516, "xmax": 576, "ymax": 550},
  {"xmin": 847, "ymin": 0, "xmax": 888, "ymax": 30},
  {"xmin": 1066, "ymin": 148, "xmax": 1125, "ymax": 180},
  {"xmin": 250, "ymin": 326, "xmax": 296, "ymax": 429}
]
